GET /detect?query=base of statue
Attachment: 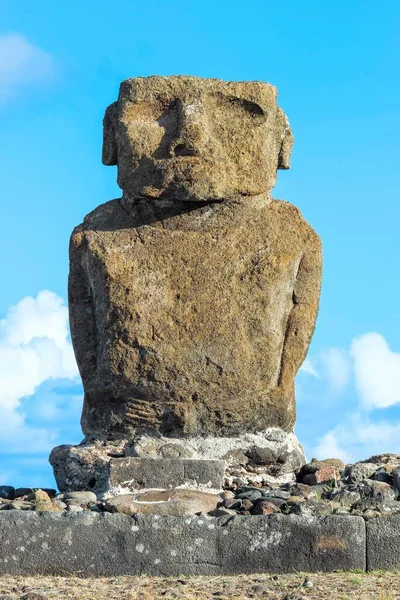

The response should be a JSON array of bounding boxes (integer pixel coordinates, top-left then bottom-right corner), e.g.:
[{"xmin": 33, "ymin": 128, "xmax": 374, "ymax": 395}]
[{"xmin": 49, "ymin": 428, "xmax": 306, "ymax": 498}]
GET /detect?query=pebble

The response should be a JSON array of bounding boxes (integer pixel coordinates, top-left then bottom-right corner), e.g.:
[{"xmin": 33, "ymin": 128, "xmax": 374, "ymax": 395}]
[
  {"xmin": 27, "ymin": 490, "xmax": 51, "ymax": 503},
  {"xmin": 254, "ymin": 496, "xmax": 286, "ymax": 509},
  {"xmin": 10, "ymin": 501, "xmax": 32, "ymax": 510},
  {"xmin": 262, "ymin": 489, "xmax": 291, "ymax": 500},
  {"xmin": 251, "ymin": 500, "xmax": 280, "ymax": 516},
  {"xmin": 0, "ymin": 486, "xmax": 15, "ymax": 500},
  {"xmin": 241, "ymin": 499, "xmax": 254, "ymax": 511},
  {"xmin": 221, "ymin": 490, "xmax": 235, "ymax": 500},
  {"xmin": 223, "ymin": 498, "xmax": 242, "ymax": 509},
  {"xmin": 393, "ymin": 466, "xmax": 400, "ymax": 493},
  {"xmin": 373, "ymin": 468, "xmax": 392, "ymax": 484},
  {"xmin": 67, "ymin": 504, "xmax": 84, "ymax": 512},
  {"xmin": 63, "ymin": 491, "xmax": 97, "ymax": 503},
  {"xmin": 236, "ymin": 489, "xmax": 263, "ymax": 501},
  {"xmin": 208, "ymin": 508, "xmax": 237, "ymax": 517}
]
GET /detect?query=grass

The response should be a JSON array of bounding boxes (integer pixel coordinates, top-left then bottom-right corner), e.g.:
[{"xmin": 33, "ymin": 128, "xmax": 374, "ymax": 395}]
[{"xmin": 1, "ymin": 571, "xmax": 400, "ymax": 599}]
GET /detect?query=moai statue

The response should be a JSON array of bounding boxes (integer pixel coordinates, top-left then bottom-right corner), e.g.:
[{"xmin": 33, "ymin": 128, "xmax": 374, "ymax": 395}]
[{"xmin": 50, "ymin": 76, "xmax": 322, "ymax": 498}]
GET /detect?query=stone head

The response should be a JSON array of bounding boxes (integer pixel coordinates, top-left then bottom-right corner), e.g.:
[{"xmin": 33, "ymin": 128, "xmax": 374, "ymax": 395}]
[{"xmin": 103, "ymin": 76, "xmax": 293, "ymax": 202}]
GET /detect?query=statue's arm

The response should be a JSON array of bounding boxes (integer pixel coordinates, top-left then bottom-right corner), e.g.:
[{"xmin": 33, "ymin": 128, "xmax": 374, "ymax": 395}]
[
  {"xmin": 278, "ymin": 230, "xmax": 322, "ymax": 391},
  {"xmin": 68, "ymin": 229, "xmax": 97, "ymax": 385}
]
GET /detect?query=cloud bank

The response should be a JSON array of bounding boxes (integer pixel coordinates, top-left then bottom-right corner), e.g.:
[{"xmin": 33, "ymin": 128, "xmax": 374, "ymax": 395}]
[
  {"xmin": 0, "ymin": 33, "xmax": 54, "ymax": 104},
  {"xmin": 0, "ymin": 290, "xmax": 79, "ymax": 454},
  {"xmin": 301, "ymin": 332, "xmax": 400, "ymax": 463}
]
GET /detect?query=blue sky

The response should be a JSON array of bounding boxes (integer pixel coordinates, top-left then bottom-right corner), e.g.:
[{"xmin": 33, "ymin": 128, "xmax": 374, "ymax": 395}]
[{"xmin": 1, "ymin": 0, "xmax": 399, "ymax": 488}]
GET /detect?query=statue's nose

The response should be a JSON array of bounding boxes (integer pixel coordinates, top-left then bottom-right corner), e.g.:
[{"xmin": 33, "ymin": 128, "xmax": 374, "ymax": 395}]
[{"xmin": 170, "ymin": 101, "xmax": 205, "ymax": 157}]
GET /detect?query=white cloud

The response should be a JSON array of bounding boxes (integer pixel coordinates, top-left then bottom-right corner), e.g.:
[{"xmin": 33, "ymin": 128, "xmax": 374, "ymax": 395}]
[
  {"xmin": 299, "ymin": 357, "xmax": 319, "ymax": 377},
  {"xmin": 320, "ymin": 347, "xmax": 351, "ymax": 394},
  {"xmin": 314, "ymin": 415, "xmax": 400, "ymax": 464},
  {"xmin": 0, "ymin": 291, "xmax": 79, "ymax": 452},
  {"xmin": 313, "ymin": 432, "xmax": 349, "ymax": 463},
  {"xmin": 300, "ymin": 332, "xmax": 400, "ymax": 407},
  {"xmin": 299, "ymin": 347, "xmax": 350, "ymax": 394},
  {"xmin": 300, "ymin": 332, "xmax": 400, "ymax": 462},
  {"xmin": 350, "ymin": 332, "xmax": 400, "ymax": 409},
  {"xmin": 0, "ymin": 33, "xmax": 54, "ymax": 104}
]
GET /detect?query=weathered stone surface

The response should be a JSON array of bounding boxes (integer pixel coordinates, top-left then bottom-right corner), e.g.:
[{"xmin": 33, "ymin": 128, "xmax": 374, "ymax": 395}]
[
  {"xmin": 344, "ymin": 462, "xmax": 379, "ymax": 483},
  {"xmin": 392, "ymin": 466, "xmax": 400, "ymax": 493},
  {"xmin": 108, "ymin": 457, "xmax": 225, "ymax": 493},
  {"xmin": 126, "ymin": 428, "xmax": 306, "ymax": 474},
  {"xmin": 0, "ymin": 512, "xmax": 365, "ymax": 576},
  {"xmin": 62, "ymin": 491, "xmax": 97, "ymax": 503},
  {"xmin": 354, "ymin": 480, "xmax": 396, "ymax": 504},
  {"xmin": 303, "ymin": 466, "xmax": 341, "ymax": 486},
  {"xmin": 346, "ymin": 455, "xmax": 400, "ymax": 486},
  {"xmin": 50, "ymin": 443, "xmax": 225, "ymax": 496},
  {"xmin": 49, "ymin": 443, "xmax": 113, "ymax": 495},
  {"xmin": 68, "ymin": 75, "xmax": 321, "ymax": 440},
  {"xmin": 297, "ymin": 458, "xmax": 344, "ymax": 484},
  {"xmin": 33, "ymin": 502, "xmax": 63, "ymax": 513},
  {"xmin": 105, "ymin": 489, "xmax": 220, "ymax": 516},
  {"xmin": 103, "ymin": 76, "xmax": 294, "ymax": 203},
  {"xmin": 50, "ymin": 430, "xmax": 306, "ymax": 495},
  {"xmin": 27, "ymin": 490, "xmax": 51, "ymax": 503},
  {"xmin": 367, "ymin": 514, "xmax": 400, "ymax": 570},
  {"xmin": 71, "ymin": 197, "xmax": 321, "ymax": 439}
]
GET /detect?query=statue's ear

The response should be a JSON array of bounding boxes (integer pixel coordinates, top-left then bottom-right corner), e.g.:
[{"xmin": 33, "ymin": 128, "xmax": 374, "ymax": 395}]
[
  {"xmin": 102, "ymin": 102, "xmax": 118, "ymax": 166},
  {"xmin": 277, "ymin": 109, "xmax": 294, "ymax": 170}
]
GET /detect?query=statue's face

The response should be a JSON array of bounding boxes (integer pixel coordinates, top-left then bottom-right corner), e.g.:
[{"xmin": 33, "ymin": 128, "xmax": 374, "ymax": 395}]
[{"xmin": 103, "ymin": 76, "xmax": 293, "ymax": 202}]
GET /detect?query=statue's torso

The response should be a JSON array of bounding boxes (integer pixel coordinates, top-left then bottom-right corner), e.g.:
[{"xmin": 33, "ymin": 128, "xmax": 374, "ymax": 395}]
[{"xmin": 70, "ymin": 197, "xmax": 315, "ymax": 437}]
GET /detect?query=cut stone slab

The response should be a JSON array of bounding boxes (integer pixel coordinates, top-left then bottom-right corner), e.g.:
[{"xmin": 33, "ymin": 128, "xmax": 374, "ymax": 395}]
[
  {"xmin": 108, "ymin": 457, "xmax": 225, "ymax": 494},
  {"xmin": 105, "ymin": 489, "xmax": 220, "ymax": 516},
  {"xmin": 366, "ymin": 514, "xmax": 400, "ymax": 571},
  {"xmin": 50, "ymin": 444, "xmax": 225, "ymax": 497},
  {"xmin": 0, "ymin": 512, "xmax": 366, "ymax": 576}
]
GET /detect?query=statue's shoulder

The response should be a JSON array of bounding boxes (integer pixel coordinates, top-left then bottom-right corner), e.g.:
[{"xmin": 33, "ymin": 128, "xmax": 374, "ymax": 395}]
[
  {"xmin": 270, "ymin": 199, "xmax": 320, "ymax": 243},
  {"xmin": 72, "ymin": 199, "xmax": 126, "ymax": 235}
]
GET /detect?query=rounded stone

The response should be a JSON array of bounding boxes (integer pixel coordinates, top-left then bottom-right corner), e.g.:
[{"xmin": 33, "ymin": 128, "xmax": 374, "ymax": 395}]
[
  {"xmin": 67, "ymin": 504, "xmax": 84, "ymax": 512},
  {"xmin": 344, "ymin": 462, "xmax": 378, "ymax": 483},
  {"xmin": 236, "ymin": 488, "xmax": 263, "ymax": 501},
  {"xmin": 105, "ymin": 489, "xmax": 220, "ymax": 516},
  {"xmin": 63, "ymin": 491, "xmax": 97, "ymax": 503},
  {"xmin": 0, "ymin": 486, "xmax": 15, "ymax": 500}
]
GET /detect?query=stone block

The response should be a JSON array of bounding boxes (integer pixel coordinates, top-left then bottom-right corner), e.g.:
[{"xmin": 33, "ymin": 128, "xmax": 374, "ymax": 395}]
[
  {"xmin": 50, "ymin": 443, "xmax": 226, "ymax": 496},
  {"xmin": 366, "ymin": 514, "xmax": 400, "ymax": 571},
  {"xmin": 108, "ymin": 457, "xmax": 225, "ymax": 492},
  {"xmin": 0, "ymin": 512, "xmax": 366, "ymax": 576},
  {"xmin": 217, "ymin": 514, "xmax": 366, "ymax": 574}
]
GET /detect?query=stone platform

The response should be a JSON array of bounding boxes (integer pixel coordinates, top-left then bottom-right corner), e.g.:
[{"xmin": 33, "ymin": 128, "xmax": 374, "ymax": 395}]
[
  {"xmin": 50, "ymin": 450, "xmax": 226, "ymax": 497},
  {"xmin": 49, "ymin": 429, "xmax": 306, "ymax": 496},
  {"xmin": 0, "ymin": 512, "xmax": 366, "ymax": 576}
]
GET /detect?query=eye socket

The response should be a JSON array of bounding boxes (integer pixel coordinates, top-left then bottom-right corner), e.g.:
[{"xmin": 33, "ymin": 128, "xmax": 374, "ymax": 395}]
[
  {"xmin": 122, "ymin": 99, "xmax": 179, "ymax": 124},
  {"xmin": 227, "ymin": 96, "xmax": 265, "ymax": 117}
]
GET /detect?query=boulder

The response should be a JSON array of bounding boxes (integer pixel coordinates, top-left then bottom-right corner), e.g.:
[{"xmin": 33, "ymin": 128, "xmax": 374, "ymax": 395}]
[{"xmin": 297, "ymin": 459, "xmax": 343, "ymax": 485}]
